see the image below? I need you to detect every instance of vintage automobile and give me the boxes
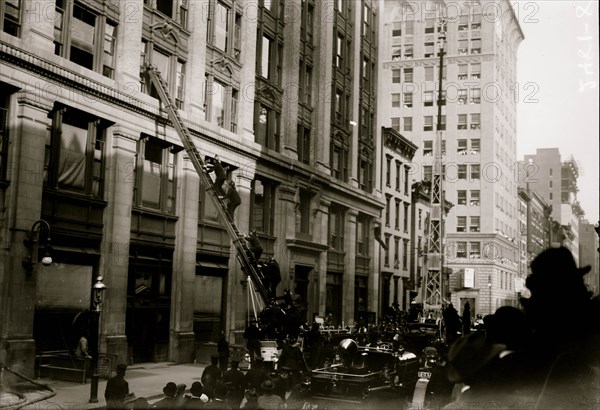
[306,338,420,403]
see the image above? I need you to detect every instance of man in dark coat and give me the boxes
[104,363,129,410]
[443,303,461,345]
[202,354,222,397]
[245,230,263,262]
[222,359,245,409]
[217,331,230,372]
[244,356,269,393]
[278,339,308,388]
[224,181,241,218]
[243,320,262,364]
[204,155,228,195]
[153,382,178,409]
[462,301,472,335]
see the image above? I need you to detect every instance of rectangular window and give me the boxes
[458,15,468,31]
[404,45,413,59]
[424,165,432,181]
[404,166,409,195]
[384,236,390,266]
[392,46,402,60]
[457,190,467,205]
[394,200,400,230]
[404,68,413,82]
[438,115,446,131]
[423,140,433,156]
[458,114,467,129]
[424,91,434,107]
[457,216,467,232]
[46,105,107,198]
[471,39,481,54]
[297,124,311,164]
[458,164,467,180]
[418,210,422,230]
[425,66,434,81]
[471,88,481,104]
[457,241,467,258]
[175,60,185,109]
[458,40,468,55]
[470,216,480,232]
[394,238,400,267]
[157,0,174,17]
[396,161,401,191]
[458,64,468,80]
[209,79,226,127]
[403,117,412,132]
[385,156,391,187]
[470,242,481,258]
[425,18,434,33]
[331,144,348,182]
[470,113,481,129]
[214,2,229,52]
[391,93,401,108]
[471,164,480,179]
[391,117,400,132]
[54,2,117,78]
[405,20,414,35]
[392,22,401,36]
[356,215,369,256]
[424,116,433,131]
[403,240,408,269]
[403,93,413,108]
[471,63,481,79]
[457,139,468,154]
[458,89,467,104]
[252,178,276,235]
[0,86,13,183]
[261,35,272,78]
[392,69,401,83]
[2,0,21,36]
[424,42,434,58]
[385,196,390,226]
[336,33,344,67]
[297,189,312,235]
[403,203,409,233]
[135,135,178,213]
[255,103,280,151]
[470,139,480,154]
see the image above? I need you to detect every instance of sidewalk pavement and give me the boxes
[16,362,207,410]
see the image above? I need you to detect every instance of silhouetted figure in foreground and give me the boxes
[461,302,471,335]
[105,364,129,410]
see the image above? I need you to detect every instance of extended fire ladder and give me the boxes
[422,19,447,312]
[145,65,270,310]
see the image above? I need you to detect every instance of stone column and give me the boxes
[225,172,253,345]
[343,210,358,326]
[369,220,380,317]
[99,126,138,364]
[21,0,55,54]
[186,0,209,122]
[315,199,331,317]
[114,0,143,90]
[314,0,333,174]
[278,183,298,289]
[0,92,51,376]
[238,0,258,143]
[169,155,200,363]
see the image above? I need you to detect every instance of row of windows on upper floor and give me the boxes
[391,64,481,84]
[391,114,481,133]
[391,88,481,107]
[391,37,481,60]
[390,14,482,37]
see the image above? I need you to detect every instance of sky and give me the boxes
[515,1,599,222]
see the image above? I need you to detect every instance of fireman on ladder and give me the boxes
[222,180,241,218]
[203,155,228,195]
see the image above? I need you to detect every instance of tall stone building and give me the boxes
[579,220,600,296]
[0,0,384,375]
[378,0,523,315]
[522,148,585,262]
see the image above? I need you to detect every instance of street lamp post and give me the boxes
[89,276,107,403]
[437,19,447,307]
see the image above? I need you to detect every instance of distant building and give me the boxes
[521,149,584,263]
[579,221,600,296]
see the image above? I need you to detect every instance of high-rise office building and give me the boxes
[379,0,523,315]
[0,0,385,374]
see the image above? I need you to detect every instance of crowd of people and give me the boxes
[104,247,599,409]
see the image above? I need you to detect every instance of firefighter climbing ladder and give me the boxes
[145,64,270,309]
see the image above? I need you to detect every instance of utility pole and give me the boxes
[423,17,447,312]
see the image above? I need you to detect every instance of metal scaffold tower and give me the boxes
[423,18,447,311]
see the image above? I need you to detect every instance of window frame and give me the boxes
[1,0,22,36]
[251,177,277,235]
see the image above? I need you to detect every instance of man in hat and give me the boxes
[223,180,241,218]
[243,320,262,365]
[222,359,245,409]
[217,331,230,372]
[202,354,222,397]
[257,379,284,410]
[104,363,129,410]
[153,382,178,409]
[203,155,228,195]
[183,381,207,409]
[516,247,600,408]
[203,383,232,410]
[245,356,269,393]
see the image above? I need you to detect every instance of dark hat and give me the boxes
[163,382,177,397]
[526,247,591,298]
[483,306,528,345]
[116,363,127,372]
[261,379,275,391]
[447,332,506,383]
[190,381,203,397]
